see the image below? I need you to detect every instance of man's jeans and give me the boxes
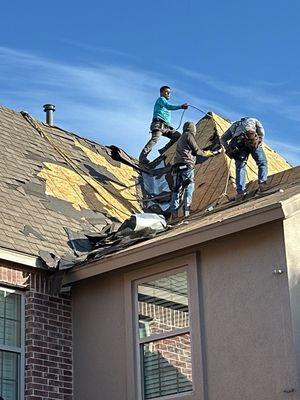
[171,167,195,216]
[235,145,268,193]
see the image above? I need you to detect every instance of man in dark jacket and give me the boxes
[170,121,215,218]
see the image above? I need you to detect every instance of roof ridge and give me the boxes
[0,103,107,150]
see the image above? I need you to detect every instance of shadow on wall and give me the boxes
[289,276,300,382]
[142,348,193,399]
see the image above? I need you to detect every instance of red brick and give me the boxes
[24,270,73,399]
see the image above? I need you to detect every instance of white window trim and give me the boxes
[0,287,25,400]
[124,253,205,400]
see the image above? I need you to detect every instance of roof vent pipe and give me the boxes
[43,104,55,126]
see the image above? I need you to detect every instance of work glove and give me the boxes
[181,103,189,109]
[212,148,223,155]
[203,150,214,158]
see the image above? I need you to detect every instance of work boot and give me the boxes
[258,181,268,192]
[235,191,246,201]
[167,212,178,223]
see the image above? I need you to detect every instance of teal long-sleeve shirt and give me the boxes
[153,96,182,125]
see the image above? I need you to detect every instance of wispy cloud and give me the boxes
[0,46,163,156]
[173,66,300,165]
[279,105,300,122]
[175,66,300,119]
[175,66,285,107]
[60,39,131,58]
[0,46,299,165]
[0,46,242,158]
[176,90,241,122]
[254,80,288,87]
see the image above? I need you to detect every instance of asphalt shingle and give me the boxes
[0,105,297,265]
[0,105,141,258]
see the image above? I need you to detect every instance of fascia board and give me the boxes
[63,201,285,285]
[0,247,42,268]
[281,193,300,219]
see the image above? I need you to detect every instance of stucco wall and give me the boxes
[199,220,298,400]
[284,212,300,385]
[72,220,299,400]
[72,270,127,400]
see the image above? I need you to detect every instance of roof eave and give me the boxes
[0,247,43,269]
[63,200,287,285]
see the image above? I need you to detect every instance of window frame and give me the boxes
[0,287,25,400]
[124,253,204,400]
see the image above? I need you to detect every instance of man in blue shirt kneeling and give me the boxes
[139,86,188,164]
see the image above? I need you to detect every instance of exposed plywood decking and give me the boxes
[64,184,300,285]
[0,104,296,261]
[163,112,292,212]
[0,105,141,257]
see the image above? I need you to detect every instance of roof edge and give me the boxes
[281,192,300,219]
[0,247,42,268]
[63,200,285,285]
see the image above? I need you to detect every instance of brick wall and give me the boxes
[25,271,73,400]
[151,333,192,382]
[139,300,192,382]
[139,301,189,334]
[0,263,73,400]
[0,264,29,286]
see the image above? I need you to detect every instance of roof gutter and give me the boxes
[63,200,286,285]
[0,247,43,268]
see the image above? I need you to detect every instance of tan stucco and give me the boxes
[73,270,127,400]
[72,220,299,400]
[199,221,298,399]
[284,211,300,385]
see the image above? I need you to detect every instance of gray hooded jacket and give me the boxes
[174,121,206,167]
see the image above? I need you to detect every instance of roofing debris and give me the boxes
[39,213,167,270]
[0,105,298,273]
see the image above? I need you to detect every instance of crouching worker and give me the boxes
[170,121,216,219]
[220,117,268,199]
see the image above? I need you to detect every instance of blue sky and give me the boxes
[1,0,300,164]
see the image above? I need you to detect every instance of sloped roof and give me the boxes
[0,104,297,267]
[0,105,141,258]
[162,112,292,211]
[64,180,300,284]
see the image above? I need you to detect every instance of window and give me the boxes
[0,289,24,400]
[138,271,192,399]
[125,255,203,400]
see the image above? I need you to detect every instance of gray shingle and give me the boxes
[0,105,141,259]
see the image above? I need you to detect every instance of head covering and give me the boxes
[183,121,196,136]
[240,117,255,132]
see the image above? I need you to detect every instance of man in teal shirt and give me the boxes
[139,86,188,164]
